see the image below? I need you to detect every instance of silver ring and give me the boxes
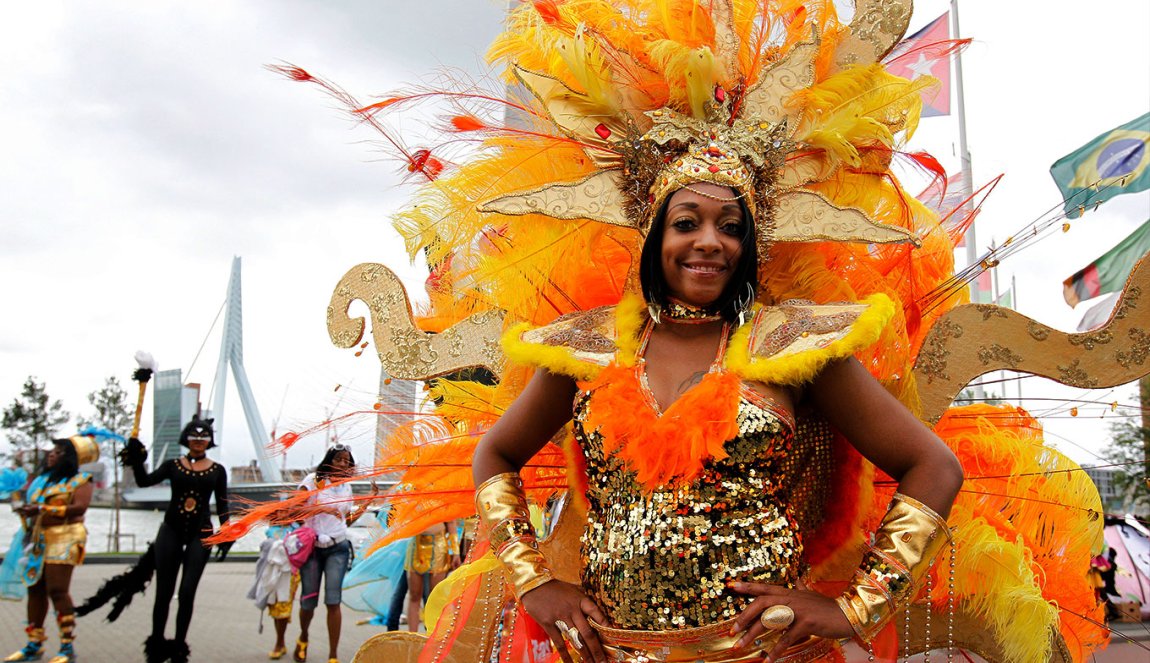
[759,604,795,630]
[568,625,584,649]
[554,619,584,650]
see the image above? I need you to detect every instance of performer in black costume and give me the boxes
[77,416,231,663]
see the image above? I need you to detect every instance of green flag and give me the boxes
[1063,219,1150,306]
[1050,112,1150,218]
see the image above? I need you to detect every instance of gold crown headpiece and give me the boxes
[636,107,790,241]
[68,435,100,466]
[478,0,923,252]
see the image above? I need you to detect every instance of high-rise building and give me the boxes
[1083,465,1121,512]
[152,369,201,467]
[375,370,418,473]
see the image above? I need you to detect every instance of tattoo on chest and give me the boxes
[677,371,708,394]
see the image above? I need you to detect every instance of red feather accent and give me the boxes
[272,431,300,453]
[449,115,487,132]
[532,0,564,25]
[903,151,947,184]
[270,65,313,82]
[408,149,444,180]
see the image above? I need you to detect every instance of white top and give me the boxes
[300,473,353,546]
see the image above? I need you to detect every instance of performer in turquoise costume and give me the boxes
[4,435,98,663]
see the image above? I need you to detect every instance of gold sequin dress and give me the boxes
[576,377,804,631]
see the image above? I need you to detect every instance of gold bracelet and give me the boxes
[836,493,950,641]
[474,472,554,599]
[42,504,68,518]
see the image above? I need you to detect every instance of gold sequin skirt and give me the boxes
[404,533,452,574]
[588,618,834,663]
[42,523,87,566]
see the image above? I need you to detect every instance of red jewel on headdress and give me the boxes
[714,86,726,102]
[708,164,720,173]
[594,123,611,139]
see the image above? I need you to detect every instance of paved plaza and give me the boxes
[2,562,1147,662]
[0,562,383,662]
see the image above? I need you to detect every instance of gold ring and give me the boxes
[759,604,795,630]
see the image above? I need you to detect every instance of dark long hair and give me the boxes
[42,438,80,483]
[315,445,356,482]
[638,195,758,323]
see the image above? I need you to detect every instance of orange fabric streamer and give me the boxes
[583,363,740,491]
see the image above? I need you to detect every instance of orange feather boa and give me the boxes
[583,363,741,491]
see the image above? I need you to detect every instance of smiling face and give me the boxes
[659,183,747,308]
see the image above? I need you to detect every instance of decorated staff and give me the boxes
[129,351,156,439]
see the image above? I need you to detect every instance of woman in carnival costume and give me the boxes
[5,435,98,663]
[77,416,231,663]
[404,520,462,633]
[235,0,1125,660]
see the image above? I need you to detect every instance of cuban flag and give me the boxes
[884,13,953,117]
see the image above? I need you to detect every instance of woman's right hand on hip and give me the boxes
[520,580,609,663]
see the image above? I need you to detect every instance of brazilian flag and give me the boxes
[1050,112,1150,218]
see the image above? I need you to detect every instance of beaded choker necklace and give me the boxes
[658,298,723,324]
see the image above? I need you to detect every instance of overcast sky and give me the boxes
[1,1,1147,474]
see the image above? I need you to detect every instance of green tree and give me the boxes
[78,375,133,439]
[954,388,1004,406]
[1101,419,1150,518]
[1,376,71,471]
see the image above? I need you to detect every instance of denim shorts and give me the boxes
[299,539,351,610]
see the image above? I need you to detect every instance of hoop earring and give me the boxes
[734,282,755,327]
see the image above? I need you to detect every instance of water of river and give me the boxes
[0,507,272,555]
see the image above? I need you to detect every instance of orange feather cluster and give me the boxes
[583,363,740,491]
[929,404,1108,659]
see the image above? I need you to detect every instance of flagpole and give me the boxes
[1013,274,1023,405]
[952,0,976,278]
[951,0,983,400]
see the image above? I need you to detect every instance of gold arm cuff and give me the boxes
[42,504,67,518]
[837,492,950,642]
[474,472,554,600]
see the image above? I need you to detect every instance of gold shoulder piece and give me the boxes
[502,305,619,381]
[327,263,506,379]
[915,254,1150,424]
[727,294,894,385]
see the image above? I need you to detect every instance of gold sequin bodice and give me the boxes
[574,387,805,630]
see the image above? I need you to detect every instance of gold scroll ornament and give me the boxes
[914,253,1150,424]
[327,263,505,379]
